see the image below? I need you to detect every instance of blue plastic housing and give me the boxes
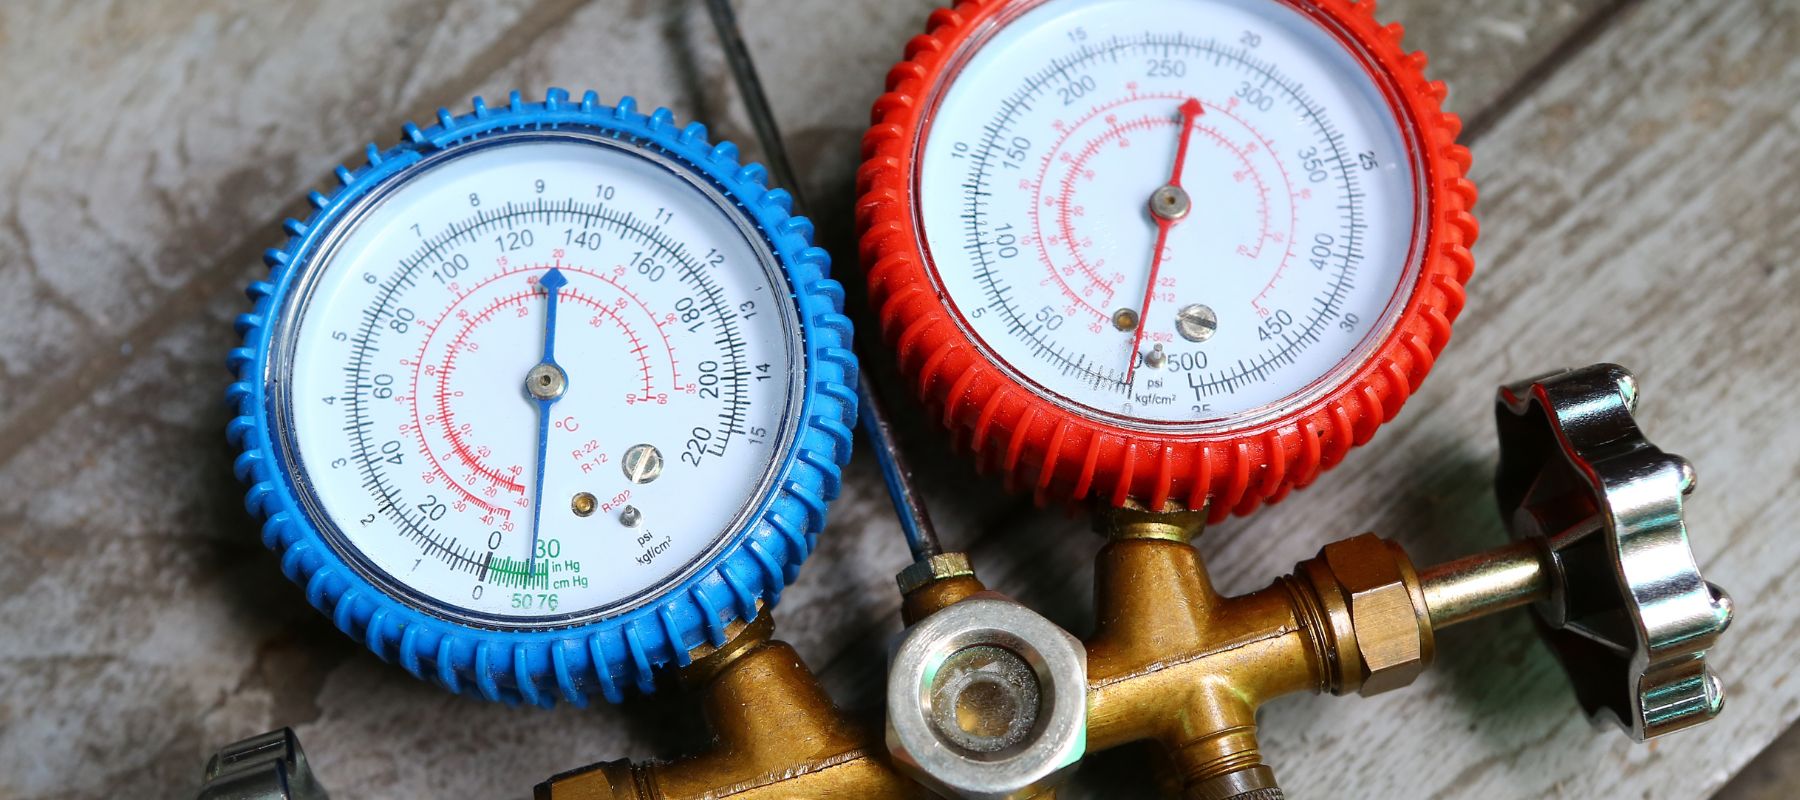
[225,88,857,706]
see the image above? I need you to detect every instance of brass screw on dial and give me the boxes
[571,492,597,517]
[1112,308,1140,332]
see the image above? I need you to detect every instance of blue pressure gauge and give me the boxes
[226,89,856,706]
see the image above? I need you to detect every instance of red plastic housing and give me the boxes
[855,0,1477,521]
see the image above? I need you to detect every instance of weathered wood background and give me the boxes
[0,1,1795,798]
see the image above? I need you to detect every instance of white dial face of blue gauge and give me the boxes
[273,134,802,626]
[916,0,1422,429]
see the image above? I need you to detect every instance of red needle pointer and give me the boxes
[1125,97,1203,386]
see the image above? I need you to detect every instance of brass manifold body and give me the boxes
[540,510,1560,799]
[539,365,1731,799]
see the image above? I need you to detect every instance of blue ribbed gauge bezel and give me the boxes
[225,88,856,706]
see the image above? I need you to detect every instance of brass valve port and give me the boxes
[536,613,924,800]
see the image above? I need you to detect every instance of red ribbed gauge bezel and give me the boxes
[855,0,1477,521]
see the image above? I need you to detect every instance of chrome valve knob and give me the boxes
[1493,363,1732,740]
[196,728,330,800]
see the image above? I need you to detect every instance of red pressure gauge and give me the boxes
[856,0,1476,519]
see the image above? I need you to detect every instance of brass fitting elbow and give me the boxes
[536,614,923,800]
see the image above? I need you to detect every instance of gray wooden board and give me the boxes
[0,1,1793,798]
[0,0,752,794]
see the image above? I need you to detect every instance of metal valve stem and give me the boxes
[1418,539,1550,629]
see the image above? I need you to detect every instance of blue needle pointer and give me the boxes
[524,267,569,577]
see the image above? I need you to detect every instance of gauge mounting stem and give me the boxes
[705,0,945,560]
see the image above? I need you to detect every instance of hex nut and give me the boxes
[1318,534,1432,696]
[886,597,1088,800]
[897,552,976,594]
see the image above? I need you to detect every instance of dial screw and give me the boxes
[1144,344,1167,370]
[1112,308,1140,332]
[571,492,597,517]
[1149,183,1191,222]
[619,505,642,528]
[1176,304,1217,343]
[622,444,664,484]
[526,363,567,400]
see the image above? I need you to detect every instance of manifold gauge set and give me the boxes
[203,1,1733,798]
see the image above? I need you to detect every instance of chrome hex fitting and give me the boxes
[886,596,1088,800]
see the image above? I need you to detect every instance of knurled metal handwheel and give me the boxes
[1494,363,1731,740]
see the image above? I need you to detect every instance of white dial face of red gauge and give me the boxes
[916,0,1422,429]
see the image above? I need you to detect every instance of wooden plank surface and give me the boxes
[0,1,745,794]
[0,1,1794,798]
